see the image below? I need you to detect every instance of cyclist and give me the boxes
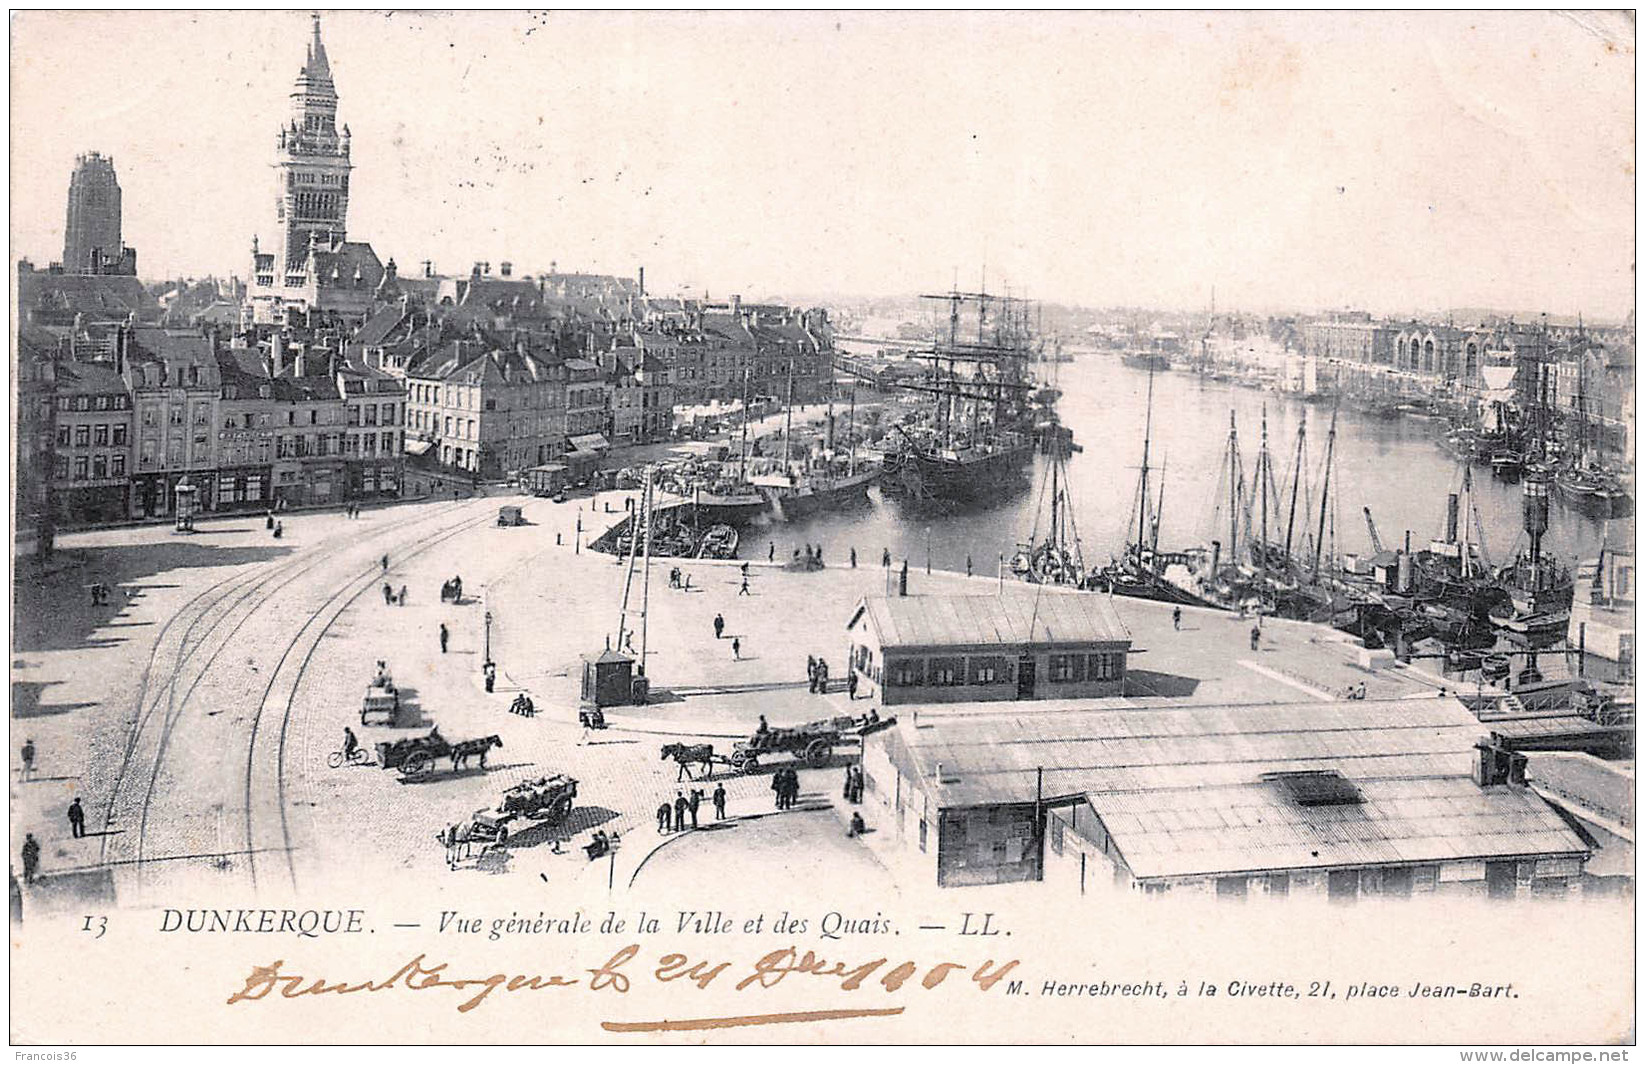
[342,726,360,764]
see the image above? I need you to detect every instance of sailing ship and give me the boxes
[1009,416,1086,586]
[880,287,1037,505]
[1554,341,1634,518]
[755,356,881,521]
[687,366,770,526]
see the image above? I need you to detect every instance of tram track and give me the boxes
[242,505,502,894]
[102,502,476,901]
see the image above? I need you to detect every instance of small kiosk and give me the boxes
[580,647,634,708]
[173,478,200,533]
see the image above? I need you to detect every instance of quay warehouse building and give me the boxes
[847,591,1603,900]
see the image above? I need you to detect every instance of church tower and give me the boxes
[271,14,352,276]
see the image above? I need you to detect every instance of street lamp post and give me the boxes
[925,527,932,575]
[483,610,493,669]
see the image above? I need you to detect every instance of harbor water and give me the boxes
[763,356,1615,576]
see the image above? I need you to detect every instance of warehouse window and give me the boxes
[967,655,1004,685]
[888,659,924,687]
[1048,654,1084,682]
[928,656,963,686]
[1088,652,1119,681]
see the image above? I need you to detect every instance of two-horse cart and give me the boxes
[660,713,897,779]
[376,728,503,780]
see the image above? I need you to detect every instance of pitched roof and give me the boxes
[880,697,1589,878]
[312,242,384,290]
[851,590,1130,648]
[55,358,128,395]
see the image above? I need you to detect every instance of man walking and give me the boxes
[847,670,859,700]
[19,739,35,782]
[739,575,750,596]
[383,582,394,605]
[688,789,701,829]
[1173,607,1182,631]
[381,554,389,573]
[807,655,818,693]
[768,542,775,562]
[712,783,727,820]
[439,623,450,654]
[20,834,39,886]
[771,772,784,810]
[966,554,973,578]
[674,791,689,833]
[1250,624,1261,652]
[882,547,891,568]
[731,637,741,660]
[399,584,408,607]
[67,798,85,839]
[713,613,725,640]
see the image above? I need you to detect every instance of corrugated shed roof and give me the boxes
[880,696,1589,876]
[1100,776,1585,879]
[855,591,1129,649]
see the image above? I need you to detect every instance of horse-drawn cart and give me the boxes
[660,713,896,778]
[376,728,503,780]
[443,774,580,863]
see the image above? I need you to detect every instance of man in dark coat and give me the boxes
[20,834,39,885]
[687,789,701,829]
[657,802,672,833]
[713,614,725,639]
[712,783,727,820]
[439,623,450,653]
[67,798,85,839]
[674,791,689,831]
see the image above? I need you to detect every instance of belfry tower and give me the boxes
[271,13,352,273]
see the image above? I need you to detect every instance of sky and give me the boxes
[9,10,1636,317]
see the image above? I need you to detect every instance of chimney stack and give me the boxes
[501,261,512,278]
[638,266,645,297]
[1472,735,1528,788]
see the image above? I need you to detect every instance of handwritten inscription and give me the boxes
[225,944,1021,1015]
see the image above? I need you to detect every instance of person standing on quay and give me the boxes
[731,637,741,660]
[20,834,40,886]
[768,542,775,563]
[688,789,702,829]
[713,783,727,820]
[1173,607,1182,631]
[67,798,85,839]
[674,791,689,832]
[439,623,450,654]
[848,670,859,700]
[657,801,672,834]
[850,547,857,568]
[19,739,35,782]
[713,613,725,640]
[399,585,408,607]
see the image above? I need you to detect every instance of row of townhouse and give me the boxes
[18,321,406,526]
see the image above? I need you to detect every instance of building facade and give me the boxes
[846,592,1131,706]
[51,357,131,524]
[124,327,221,518]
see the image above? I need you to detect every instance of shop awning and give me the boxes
[569,434,611,453]
[404,438,434,456]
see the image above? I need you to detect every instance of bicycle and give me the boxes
[327,745,373,769]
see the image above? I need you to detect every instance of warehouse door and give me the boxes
[1016,655,1036,699]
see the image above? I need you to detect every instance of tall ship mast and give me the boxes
[753,354,882,520]
[881,285,1038,505]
